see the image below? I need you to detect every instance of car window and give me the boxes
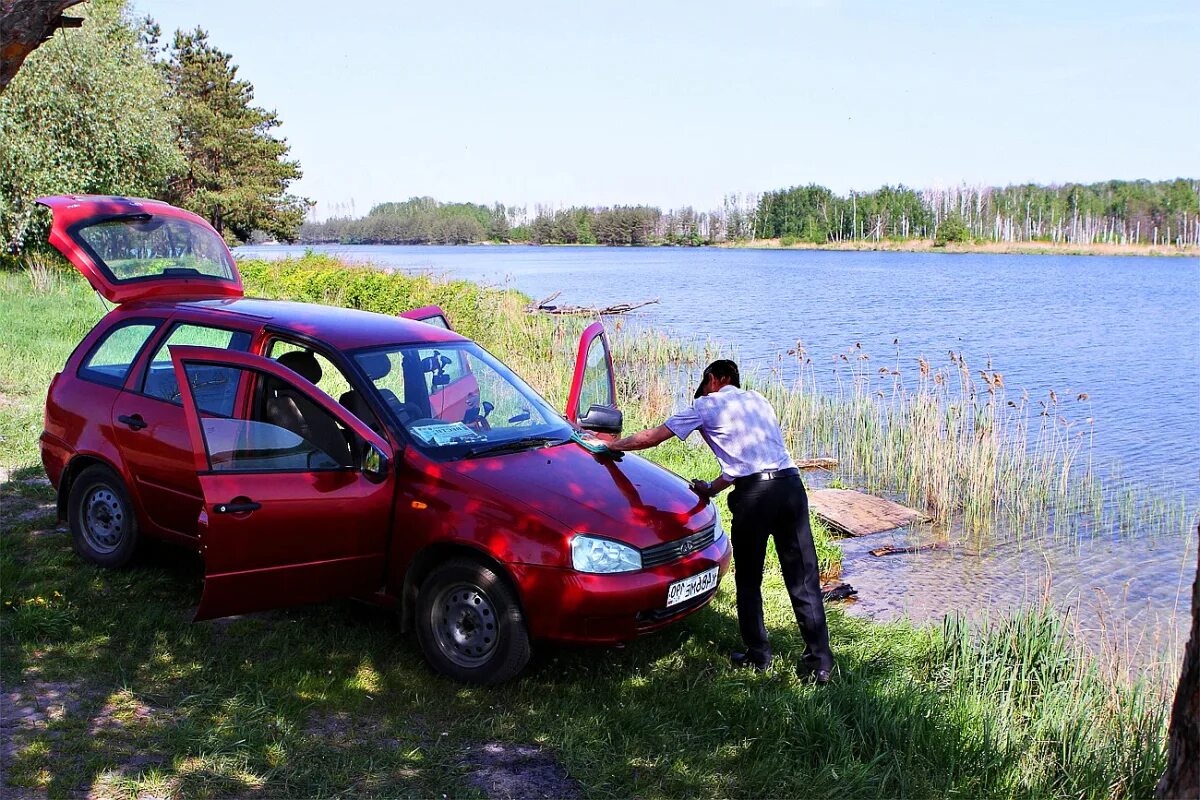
[183,362,356,472]
[143,323,252,415]
[75,215,236,283]
[576,336,614,412]
[354,342,571,456]
[266,340,353,401]
[79,321,160,388]
[414,346,467,393]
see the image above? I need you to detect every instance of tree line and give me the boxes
[756,179,1200,247]
[302,179,1199,248]
[0,0,308,254]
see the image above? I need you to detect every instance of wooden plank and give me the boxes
[809,489,929,537]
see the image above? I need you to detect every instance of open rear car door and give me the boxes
[170,345,394,621]
[36,195,243,304]
[565,321,622,436]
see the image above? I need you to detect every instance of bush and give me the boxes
[934,215,969,246]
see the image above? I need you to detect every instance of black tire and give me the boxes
[415,558,531,685]
[67,464,139,568]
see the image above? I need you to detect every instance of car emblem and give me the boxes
[678,540,694,555]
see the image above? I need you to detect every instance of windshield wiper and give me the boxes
[462,436,568,459]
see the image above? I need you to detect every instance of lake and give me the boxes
[237,243,1200,672]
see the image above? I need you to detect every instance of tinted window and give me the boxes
[79,322,159,387]
[143,323,252,415]
[75,216,236,283]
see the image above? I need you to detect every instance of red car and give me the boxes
[36,195,730,683]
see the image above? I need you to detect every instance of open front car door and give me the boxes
[36,195,243,304]
[169,345,394,621]
[565,321,622,436]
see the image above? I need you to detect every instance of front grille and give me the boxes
[640,525,716,568]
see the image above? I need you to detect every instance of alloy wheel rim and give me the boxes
[430,582,499,668]
[81,485,124,554]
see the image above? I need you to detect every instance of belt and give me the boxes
[733,467,800,488]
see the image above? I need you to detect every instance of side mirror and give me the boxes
[578,404,622,435]
[361,443,390,483]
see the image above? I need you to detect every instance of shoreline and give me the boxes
[281,238,1200,257]
[716,237,1200,257]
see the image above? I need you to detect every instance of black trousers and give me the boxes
[728,475,833,670]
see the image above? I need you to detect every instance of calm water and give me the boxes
[238,244,1200,670]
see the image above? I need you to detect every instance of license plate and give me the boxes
[666,567,719,608]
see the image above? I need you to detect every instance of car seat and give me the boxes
[340,351,420,427]
[269,351,351,465]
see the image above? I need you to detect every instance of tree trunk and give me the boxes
[1157,523,1200,799]
[0,0,86,92]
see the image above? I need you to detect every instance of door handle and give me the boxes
[117,414,147,431]
[214,501,262,514]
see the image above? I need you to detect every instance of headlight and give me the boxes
[571,535,641,573]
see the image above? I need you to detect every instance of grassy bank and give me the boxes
[0,256,1172,798]
[719,237,1200,257]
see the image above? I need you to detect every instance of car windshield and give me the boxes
[352,341,572,457]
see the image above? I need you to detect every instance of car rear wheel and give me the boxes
[416,558,530,685]
[68,464,139,568]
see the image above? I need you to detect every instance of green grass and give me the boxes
[0,256,1171,798]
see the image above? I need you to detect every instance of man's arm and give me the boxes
[608,424,674,452]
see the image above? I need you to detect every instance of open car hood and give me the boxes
[36,195,243,305]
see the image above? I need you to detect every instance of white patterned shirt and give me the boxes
[664,385,796,481]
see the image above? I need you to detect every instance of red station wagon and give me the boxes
[36,195,730,683]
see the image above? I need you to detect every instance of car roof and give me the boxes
[119,296,468,350]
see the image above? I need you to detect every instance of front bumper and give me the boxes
[510,533,732,644]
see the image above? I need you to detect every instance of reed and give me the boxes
[742,341,1196,547]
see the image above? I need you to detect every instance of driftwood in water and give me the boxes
[797,457,838,471]
[869,542,947,557]
[820,582,858,602]
[525,291,660,316]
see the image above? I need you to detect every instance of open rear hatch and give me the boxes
[36,195,243,304]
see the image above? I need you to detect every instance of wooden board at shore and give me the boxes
[808,489,929,537]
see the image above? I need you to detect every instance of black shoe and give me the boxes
[730,651,772,672]
[798,664,833,684]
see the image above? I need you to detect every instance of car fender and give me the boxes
[55,450,129,523]
[397,539,529,634]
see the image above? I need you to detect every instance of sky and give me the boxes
[134,0,1199,220]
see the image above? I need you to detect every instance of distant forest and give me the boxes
[297,179,1200,248]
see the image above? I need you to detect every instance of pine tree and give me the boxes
[162,28,309,243]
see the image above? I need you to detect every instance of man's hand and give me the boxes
[690,475,733,499]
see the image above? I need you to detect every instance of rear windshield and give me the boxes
[74,215,236,283]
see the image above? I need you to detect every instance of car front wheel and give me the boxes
[67,464,139,568]
[415,558,531,685]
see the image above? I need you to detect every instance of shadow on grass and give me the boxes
[0,468,1167,798]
